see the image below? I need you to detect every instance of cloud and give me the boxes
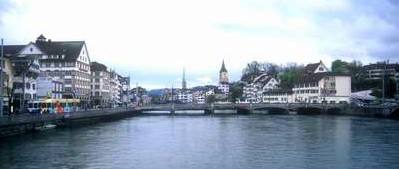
[0,0,13,25]
[0,0,397,89]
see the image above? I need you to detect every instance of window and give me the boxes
[26,83,30,89]
[95,85,100,89]
[319,67,324,71]
[30,48,33,52]
[95,78,100,83]
[32,84,36,90]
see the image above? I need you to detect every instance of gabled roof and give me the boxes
[219,60,228,73]
[2,45,25,57]
[302,62,321,74]
[90,61,107,71]
[35,40,85,61]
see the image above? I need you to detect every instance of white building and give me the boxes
[36,35,92,105]
[292,61,351,103]
[242,73,280,103]
[178,91,193,103]
[4,43,42,111]
[193,90,206,104]
[263,90,293,103]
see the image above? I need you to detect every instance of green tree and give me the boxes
[241,61,262,82]
[229,82,243,103]
[331,59,350,73]
[278,64,304,89]
[206,94,217,104]
[241,61,282,82]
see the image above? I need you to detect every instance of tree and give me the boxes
[229,82,243,103]
[241,61,262,82]
[331,59,350,73]
[278,64,304,89]
[241,61,282,82]
[206,94,217,104]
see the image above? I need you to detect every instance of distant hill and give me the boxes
[148,89,164,96]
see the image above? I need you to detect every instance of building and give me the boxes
[218,60,229,95]
[119,75,130,106]
[90,61,110,107]
[263,89,293,103]
[1,46,16,113]
[293,61,351,103]
[110,70,122,106]
[361,61,399,98]
[35,35,91,105]
[36,76,63,99]
[362,62,399,80]
[178,91,193,103]
[3,43,42,112]
[242,73,279,103]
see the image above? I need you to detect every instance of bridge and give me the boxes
[135,103,350,115]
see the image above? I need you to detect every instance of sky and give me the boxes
[1,0,398,89]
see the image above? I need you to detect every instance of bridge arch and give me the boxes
[390,108,399,119]
[296,107,323,115]
[253,107,289,114]
[325,107,342,115]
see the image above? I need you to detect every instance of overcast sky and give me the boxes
[1,0,398,89]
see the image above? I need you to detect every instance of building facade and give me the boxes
[35,35,91,105]
[91,62,110,107]
[36,76,63,99]
[293,61,351,103]
[4,43,42,112]
[110,70,122,106]
[242,73,280,103]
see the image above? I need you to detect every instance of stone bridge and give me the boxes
[136,103,350,115]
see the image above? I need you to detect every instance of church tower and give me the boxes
[219,60,229,84]
[182,68,187,90]
[218,60,230,95]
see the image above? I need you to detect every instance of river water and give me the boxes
[1,114,399,169]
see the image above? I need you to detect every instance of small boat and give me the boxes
[34,124,57,131]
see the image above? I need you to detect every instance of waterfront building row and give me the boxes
[1,35,131,114]
[240,61,352,104]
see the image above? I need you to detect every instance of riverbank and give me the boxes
[0,105,397,138]
[0,108,138,137]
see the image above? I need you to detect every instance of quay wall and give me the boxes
[0,108,137,138]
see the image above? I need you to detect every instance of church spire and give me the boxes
[220,60,227,73]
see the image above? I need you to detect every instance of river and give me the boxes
[1,113,399,169]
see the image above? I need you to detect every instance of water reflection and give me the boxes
[1,114,399,169]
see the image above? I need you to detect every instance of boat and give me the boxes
[34,124,57,131]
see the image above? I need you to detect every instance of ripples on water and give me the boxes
[1,114,399,169]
